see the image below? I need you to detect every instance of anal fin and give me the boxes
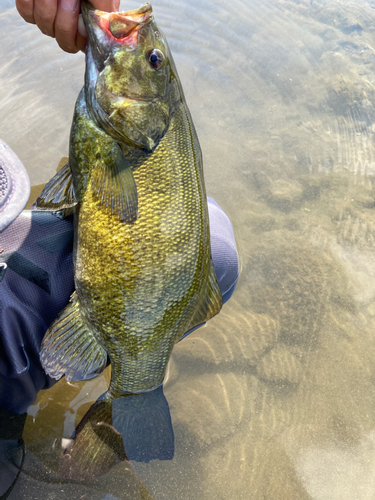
[40,292,107,382]
[183,261,223,336]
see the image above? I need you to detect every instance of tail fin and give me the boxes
[111,386,174,463]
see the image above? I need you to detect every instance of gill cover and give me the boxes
[82,1,174,152]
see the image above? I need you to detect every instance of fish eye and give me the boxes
[148,49,164,69]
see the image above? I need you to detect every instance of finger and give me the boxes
[76,30,86,53]
[54,0,80,53]
[91,0,120,12]
[34,0,58,37]
[16,0,35,24]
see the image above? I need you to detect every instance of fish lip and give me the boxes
[116,2,152,18]
[82,1,152,20]
[82,1,153,42]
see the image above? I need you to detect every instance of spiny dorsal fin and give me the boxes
[91,144,138,224]
[40,292,107,382]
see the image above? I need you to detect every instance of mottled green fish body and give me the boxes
[38,1,222,396]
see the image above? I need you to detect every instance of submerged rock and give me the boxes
[252,172,304,214]
[245,233,334,347]
[267,179,303,213]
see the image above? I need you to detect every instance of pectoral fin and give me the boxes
[36,161,77,215]
[40,292,107,382]
[91,143,138,224]
[69,89,138,223]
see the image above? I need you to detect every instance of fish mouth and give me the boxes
[82,1,156,106]
[82,1,153,45]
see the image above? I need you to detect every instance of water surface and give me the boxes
[2,0,375,498]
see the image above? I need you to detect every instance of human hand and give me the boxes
[15,0,120,54]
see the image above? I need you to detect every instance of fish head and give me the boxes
[82,1,179,151]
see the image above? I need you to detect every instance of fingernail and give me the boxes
[61,0,79,11]
[78,14,87,37]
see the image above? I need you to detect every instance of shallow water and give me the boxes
[2,0,375,498]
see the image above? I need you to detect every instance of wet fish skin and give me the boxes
[38,1,222,396]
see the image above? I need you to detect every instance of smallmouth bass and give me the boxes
[37,1,222,396]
